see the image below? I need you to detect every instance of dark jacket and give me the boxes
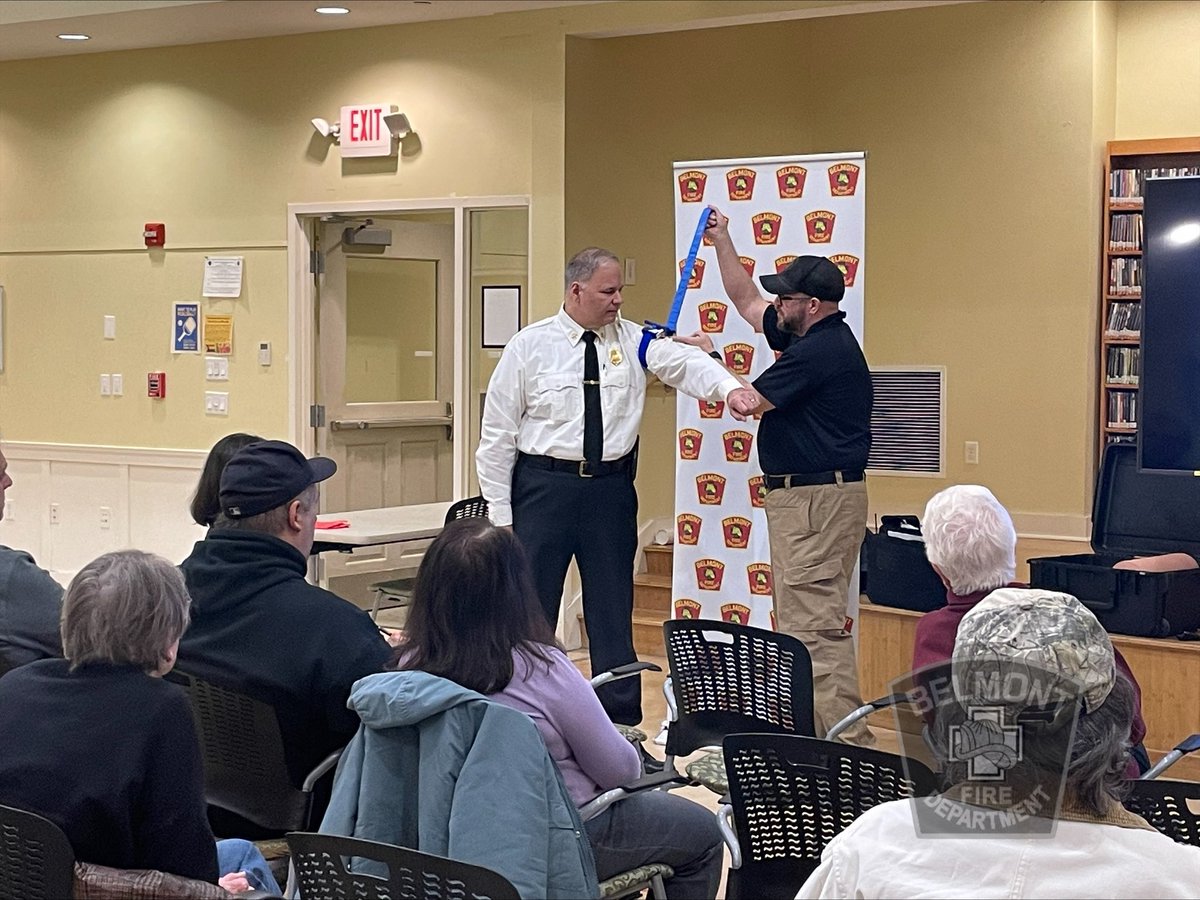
[0,659,217,882]
[913,584,1148,777]
[322,671,600,900]
[0,545,63,671]
[178,530,391,782]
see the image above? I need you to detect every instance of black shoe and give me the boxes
[638,745,665,774]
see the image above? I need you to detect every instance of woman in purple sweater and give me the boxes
[393,518,723,899]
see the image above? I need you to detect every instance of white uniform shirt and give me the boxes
[795,797,1200,899]
[477,307,742,526]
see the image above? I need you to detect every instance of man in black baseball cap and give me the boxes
[178,439,390,801]
[675,207,874,747]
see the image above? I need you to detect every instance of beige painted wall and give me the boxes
[1115,0,1200,138]
[567,0,1128,532]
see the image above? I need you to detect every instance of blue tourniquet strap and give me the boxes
[638,205,712,369]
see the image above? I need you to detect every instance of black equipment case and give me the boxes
[1028,443,1200,637]
[863,515,946,613]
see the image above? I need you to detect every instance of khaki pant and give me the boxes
[765,478,874,746]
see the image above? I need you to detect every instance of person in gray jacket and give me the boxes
[0,445,63,673]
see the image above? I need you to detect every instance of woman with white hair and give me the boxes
[0,550,278,893]
[911,484,1148,775]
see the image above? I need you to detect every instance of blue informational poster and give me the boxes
[174,302,199,353]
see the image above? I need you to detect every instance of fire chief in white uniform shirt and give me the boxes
[477,246,758,723]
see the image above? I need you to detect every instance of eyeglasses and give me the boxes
[775,293,815,305]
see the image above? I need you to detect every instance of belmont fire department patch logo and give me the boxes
[726,167,756,201]
[738,256,756,278]
[674,598,703,619]
[828,163,861,197]
[695,559,725,591]
[721,602,751,625]
[722,516,752,549]
[678,428,703,461]
[751,212,782,245]
[698,301,728,333]
[698,399,725,419]
[829,253,860,287]
[723,342,754,376]
[679,257,705,289]
[748,563,774,596]
[748,475,768,508]
[676,513,701,545]
[678,170,707,203]
[776,165,807,198]
[775,255,797,274]
[804,210,836,244]
[696,473,727,505]
[723,430,753,463]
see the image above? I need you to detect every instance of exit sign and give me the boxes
[340,104,391,158]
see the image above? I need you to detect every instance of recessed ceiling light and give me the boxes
[57,33,90,41]
[315,5,350,13]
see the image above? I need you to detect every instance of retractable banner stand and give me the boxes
[670,153,866,631]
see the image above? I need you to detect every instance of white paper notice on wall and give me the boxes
[202,256,244,298]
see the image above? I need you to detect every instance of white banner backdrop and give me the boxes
[670,153,866,631]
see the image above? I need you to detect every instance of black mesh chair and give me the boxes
[718,733,937,899]
[287,832,519,900]
[1125,778,1200,847]
[369,496,490,621]
[0,804,75,900]
[661,619,815,793]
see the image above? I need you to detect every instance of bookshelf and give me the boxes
[1099,138,1200,461]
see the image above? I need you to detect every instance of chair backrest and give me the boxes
[723,733,937,900]
[170,671,311,833]
[662,618,815,757]
[444,496,488,525]
[1125,778,1200,847]
[0,804,76,900]
[287,832,519,900]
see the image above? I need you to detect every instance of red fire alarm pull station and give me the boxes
[147,372,166,398]
[143,223,165,247]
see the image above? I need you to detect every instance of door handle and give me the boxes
[329,416,453,431]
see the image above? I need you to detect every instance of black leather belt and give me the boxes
[519,450,636,479]
[763,470,865,489]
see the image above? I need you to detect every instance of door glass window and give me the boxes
[345,256,438,403]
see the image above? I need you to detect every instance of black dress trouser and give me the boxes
[512,456,642,725]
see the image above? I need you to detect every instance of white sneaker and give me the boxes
[654,719,669,747]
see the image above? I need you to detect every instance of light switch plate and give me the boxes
[204,391,229,416]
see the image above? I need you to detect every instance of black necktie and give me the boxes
[582,331,603,466]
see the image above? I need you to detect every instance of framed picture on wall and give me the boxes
[482,285,521,348]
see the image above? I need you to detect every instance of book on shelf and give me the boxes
[1108,257,1142,296]
[1108,212,1143,251]
[1110,166,1200,201]
[1107,389,1138,428]
[1104,300,1142,337]
[1105,345,1140,385]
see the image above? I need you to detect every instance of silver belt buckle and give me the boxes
[579,460,593,478]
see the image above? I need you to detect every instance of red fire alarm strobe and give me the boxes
[147,372,166,398]
[143,223,165,247]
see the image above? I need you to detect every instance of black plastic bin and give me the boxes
[1028,444,1200,637]
[863,515,946,613]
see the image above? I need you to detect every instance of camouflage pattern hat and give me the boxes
[952,587,1115,713]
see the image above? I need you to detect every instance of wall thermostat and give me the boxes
[258,341,272,366]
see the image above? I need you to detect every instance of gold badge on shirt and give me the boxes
[609,347,623,366]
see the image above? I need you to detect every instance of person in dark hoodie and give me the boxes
[178,440,391,790]
[0,444,64,673]
[912,483,1149,776]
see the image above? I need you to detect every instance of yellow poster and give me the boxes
[203,314,233,355]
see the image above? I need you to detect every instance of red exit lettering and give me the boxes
[348,107,381,142]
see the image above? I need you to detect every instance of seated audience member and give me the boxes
[178,440,391,785]
[393,518,723,899]
[912,483,1148,775]
[0,443,64,672]
[798,588,1200,899]
[190,432,263,529]
[0,550,279,893]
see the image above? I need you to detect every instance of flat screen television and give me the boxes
[1139,176,1200,475]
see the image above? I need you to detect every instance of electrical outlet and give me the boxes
[111,374,123,396]
[965,441,980,465]
[49,503,60,525]
[100,374,111,396]
[99,506,111,529]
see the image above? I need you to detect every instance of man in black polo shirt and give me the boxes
[677,208,874,745]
